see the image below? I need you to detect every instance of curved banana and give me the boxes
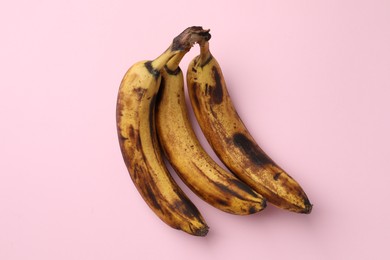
[156,51,266,215]
[186,41,312,214]
[116,27,211,236]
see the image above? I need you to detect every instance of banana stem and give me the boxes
[199,40,212,65]
[150,26,211,72]
[166,51,186,71]
[150,48,180,71]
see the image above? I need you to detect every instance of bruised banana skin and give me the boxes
[187,41,312,214]
[156,52,266,215]
[116,27,210,236]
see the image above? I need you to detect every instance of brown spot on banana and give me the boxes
[210,66,224,104]
[273,172,282,181]
[229,178,262,199]
[130,125,138,142]
[232,133,273,166]
[173,198,201,219]
[189,83,201,110]
[164,64,181,75]
[200,55,213,68]
[212,181,249,202]
[214,198,230,207]
[145,61,160,79]
[185,161,264,213]
[133,87,146,101]
[144,184,162,211]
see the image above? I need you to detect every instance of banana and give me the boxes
[187,40,312,214]
[116,27,211,236]
[156,51,267,215]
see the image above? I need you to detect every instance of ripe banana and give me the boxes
[155,51,267,215]
[187,40,312,214]
[116,27,211,236]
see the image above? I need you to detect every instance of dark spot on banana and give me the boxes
[128,125,136,140]
[133,87,146,101]
[174,199,198,218]
[200,55,213,68]
[144,61,160,79]
[232,133,272,166]
[164,65,181,75]
[210,66,223,104]
[213,181,247,201]
[135,135,142,151]
[273,172,282,181]
[205,83,210,96]
[144,184,161,211]
[131,164,144,181]
[190,83,201,110]
[230,179,260,198]
[191,67,197,73]
[214,198,230,206]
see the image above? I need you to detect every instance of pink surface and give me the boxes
[1,0,390,259]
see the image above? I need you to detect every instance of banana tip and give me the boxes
[303,200,313,214]
[262,198,268,209]
[195,226,209,237]
[305,203,313,214]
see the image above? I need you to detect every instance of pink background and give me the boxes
[1,0,390,259]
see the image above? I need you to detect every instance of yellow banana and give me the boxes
[116,27,211,236]
[156,51,267,215]
[187,40,312,214]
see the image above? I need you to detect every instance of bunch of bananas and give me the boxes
[116,26,312,237]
